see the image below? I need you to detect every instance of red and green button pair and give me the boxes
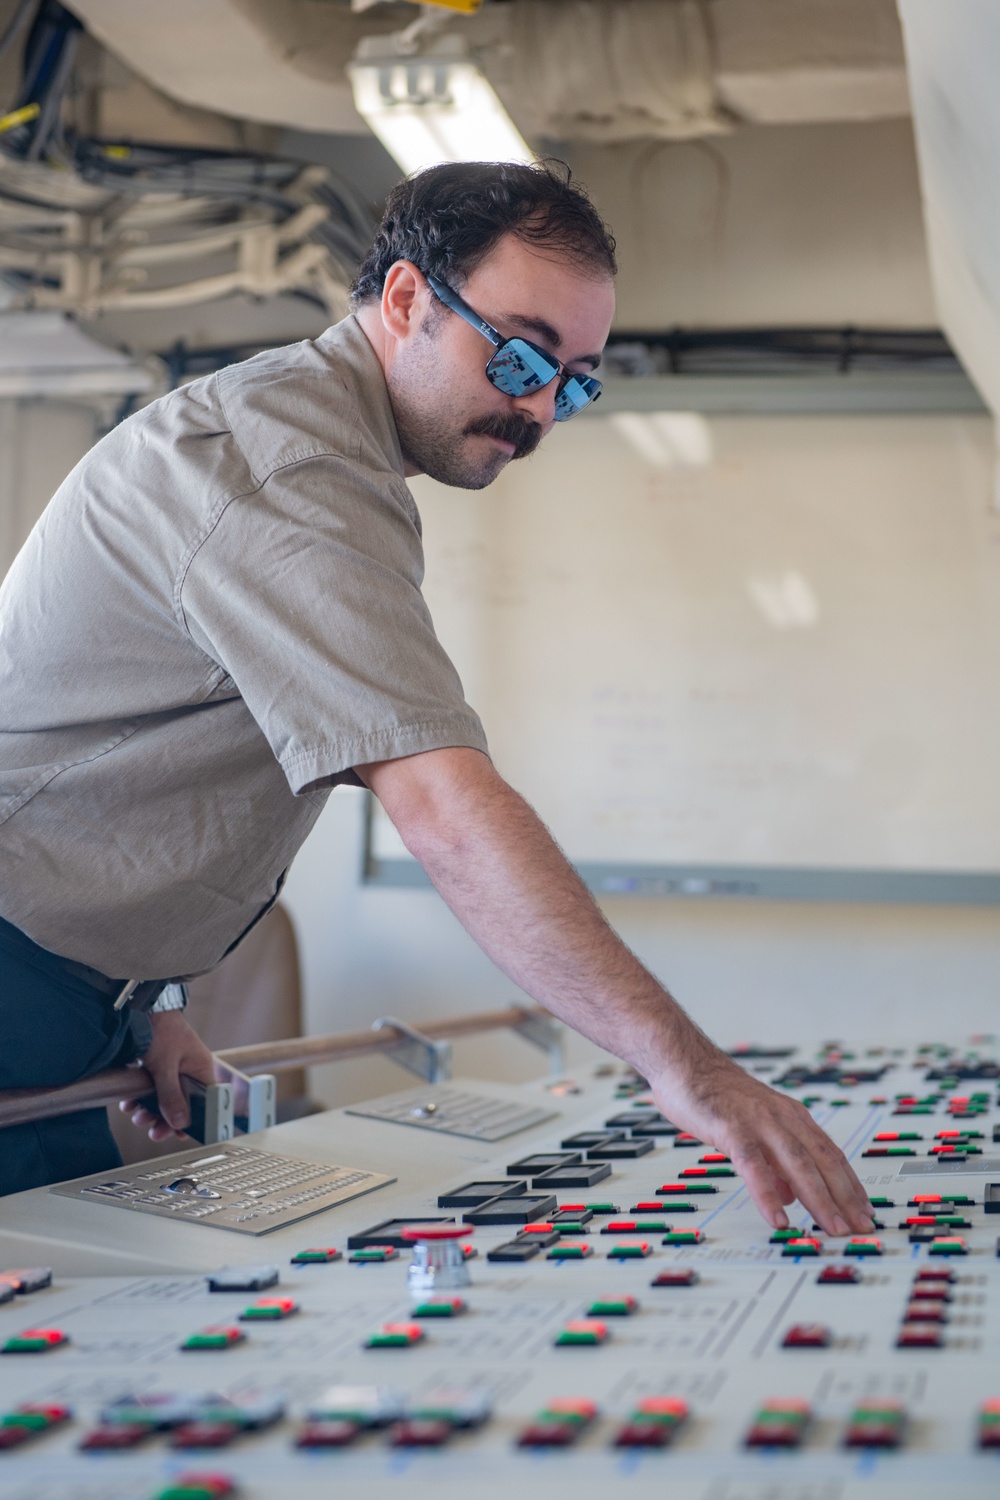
[1,1327,68,1355]
[614,1396,688,1448]
[150,1475,236,1500]
[518,1398,597,1446]
[0,1402,70,1448]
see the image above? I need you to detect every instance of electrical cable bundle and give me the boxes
[0,1,377,311]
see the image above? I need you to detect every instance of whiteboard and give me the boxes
[372,412,1000,886]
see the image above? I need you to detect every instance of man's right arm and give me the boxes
[358,745,874,1237]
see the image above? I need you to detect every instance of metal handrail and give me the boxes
[0,1005,559,1129]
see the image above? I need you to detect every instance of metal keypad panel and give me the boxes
[50,1146,394,1235]
[345,1086,556,1141]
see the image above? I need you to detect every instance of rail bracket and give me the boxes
[372,1017,453,1084]
[512,1009,565,1077]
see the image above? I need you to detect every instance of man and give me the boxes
[0,161,872,1236]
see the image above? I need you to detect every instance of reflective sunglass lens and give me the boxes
[554,375,602,421]
[486,339,560,396]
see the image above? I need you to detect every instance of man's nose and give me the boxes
[512,379,558,427]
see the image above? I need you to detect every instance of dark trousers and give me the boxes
[0,916,139,1195]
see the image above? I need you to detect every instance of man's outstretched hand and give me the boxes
[649,1050,874,1235]
[119,1011,218,1141]
[359,745,874,1239]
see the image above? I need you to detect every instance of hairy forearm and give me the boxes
[360,747,874,1236]
[362,749,716,1082]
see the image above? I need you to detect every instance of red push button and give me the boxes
[650,1268,699,1287]
[896,1323,943,1349]
[909,1278,951,1300]
[296,1420,362,1449]
[817,1265,860,1284]
[400,1223,473,1242]
[904,1300,947,1323]
[781,1323,831,1348]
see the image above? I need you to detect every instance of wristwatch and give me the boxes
[150,982,188,1012]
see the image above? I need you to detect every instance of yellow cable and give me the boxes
[402,0,483,12]
[0,101,40,135]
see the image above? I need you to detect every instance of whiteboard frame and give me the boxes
[360,797,1000,904]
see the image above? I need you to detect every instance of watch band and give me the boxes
[150,982,188,1013]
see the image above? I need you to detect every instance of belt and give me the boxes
[44,958,168,1014]
[0,916,170,1013]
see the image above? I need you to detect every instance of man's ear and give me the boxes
[381,260,429,343]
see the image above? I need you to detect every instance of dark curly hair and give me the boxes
[350,159,617,306]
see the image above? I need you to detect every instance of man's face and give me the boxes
[385,233,615,489]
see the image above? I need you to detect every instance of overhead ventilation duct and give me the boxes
[65,0,910,144]
[64,0,376,133]
[508,0,731,143]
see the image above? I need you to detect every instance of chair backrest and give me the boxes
[185,903,305,1102]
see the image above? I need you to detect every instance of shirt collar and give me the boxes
[317,314,405,479]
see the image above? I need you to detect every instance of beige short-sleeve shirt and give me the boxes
[0,316,488,979]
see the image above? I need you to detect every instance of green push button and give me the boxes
[411,1298,465,1318]
[181,1327,245,1351]
[538,1408,592,1427]
[588,1297,637,1316]
[239,1298,297,1321]
[555,1319,607,1346]
[1,1412,49,1431]
[155,1490,220,1500]
[852,1404,904,1424]
[365,1322,424,1348]
[1,1333,68,1355]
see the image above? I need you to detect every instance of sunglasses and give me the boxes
[426,274,602,421]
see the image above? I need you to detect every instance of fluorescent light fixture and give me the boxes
[349,46,534,175]
[610,411,713,469]
[746,570,820,629]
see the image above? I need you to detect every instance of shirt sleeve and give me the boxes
[178,452,489,793]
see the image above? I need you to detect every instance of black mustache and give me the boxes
[466,413,543,461]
